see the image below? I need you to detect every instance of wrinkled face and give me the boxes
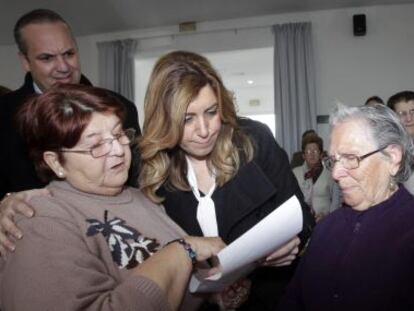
[180,84,222,161]
[329,120,397,211]
[59,113,131,196]
[303,142,321,168]
[394,100,414,138]
[19,22,81,92]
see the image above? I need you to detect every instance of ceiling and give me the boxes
[1,0,414,45]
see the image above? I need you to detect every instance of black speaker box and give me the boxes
[353,14,366,36]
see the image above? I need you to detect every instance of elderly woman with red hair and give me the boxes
[0,84,246,311]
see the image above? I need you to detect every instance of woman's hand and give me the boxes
[211,278,251,310]
[136,236,226,310]
[185,237,251,309]
[0,188,49,255]
[184,236,226,262]
[261,236,300,267]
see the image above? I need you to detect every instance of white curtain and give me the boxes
[273,22,317,159]
[97,39,138,101]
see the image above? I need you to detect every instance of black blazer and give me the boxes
[160,118,314,310]
[161,118,313,243]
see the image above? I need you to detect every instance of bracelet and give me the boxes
[166,238,197,266]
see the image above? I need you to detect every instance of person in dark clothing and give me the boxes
[279,104,414,310]
[138,50,314,310]
[0,9,140,199]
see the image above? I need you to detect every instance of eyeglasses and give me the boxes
[323,146,387,171]
[397,109,414,119]
[60,128,136,158]
[304,149,320,155]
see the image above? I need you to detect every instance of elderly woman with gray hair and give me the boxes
[278,104,414,310]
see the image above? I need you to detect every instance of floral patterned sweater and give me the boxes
[0,181,201,311]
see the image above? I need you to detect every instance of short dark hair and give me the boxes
[387,91,414,111]
[302,129,316,139]
[14,9,70,55]
[302,133,323,153]
[364,96,384,106]
[17,84,126,182]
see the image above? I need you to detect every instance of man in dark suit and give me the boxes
[0,9,140,198]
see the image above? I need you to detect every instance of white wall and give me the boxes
[313,5,414,113]
[0,44,23,90]
[1,3,413,134]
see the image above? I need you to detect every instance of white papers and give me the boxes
[189,195,303,293]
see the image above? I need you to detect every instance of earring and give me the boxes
[58,171,64,177]
[389,179,397,191]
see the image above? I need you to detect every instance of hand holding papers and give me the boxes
[189,195,303,293]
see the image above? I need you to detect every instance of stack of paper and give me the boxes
[189,195,303,293]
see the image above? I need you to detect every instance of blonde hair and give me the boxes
[139,51,254,203]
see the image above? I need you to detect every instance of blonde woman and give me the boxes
[138,51,314,310]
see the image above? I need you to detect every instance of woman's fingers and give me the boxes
[216,278,251,309]
[185,236,226,262]
[0,188,49,253]
[0,197,29,240]
[262,237,301,267]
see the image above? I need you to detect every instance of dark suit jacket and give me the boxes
[0,73,140,198]
[160,118,314,310]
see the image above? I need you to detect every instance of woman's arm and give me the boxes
[134,236,225,310]
[0,209,225,311]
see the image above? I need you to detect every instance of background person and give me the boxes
[278,104,414,310]
[292,133,341,222]
[290,129,317,168]
[138,50,314,310]
[0,8,140,199]
[387,90,414,194]
[387,90,414,139]
[364,95,384,106]
[0,84,246,311]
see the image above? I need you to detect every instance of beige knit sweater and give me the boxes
[0,181,202,311]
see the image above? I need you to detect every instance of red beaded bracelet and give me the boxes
[167,238,197,266]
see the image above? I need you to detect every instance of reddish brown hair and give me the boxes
[17,84,126,182]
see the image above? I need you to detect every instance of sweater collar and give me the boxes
[47,180,133,205]
[343,185,409,218]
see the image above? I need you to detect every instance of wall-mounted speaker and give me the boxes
[353,14,366,36]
